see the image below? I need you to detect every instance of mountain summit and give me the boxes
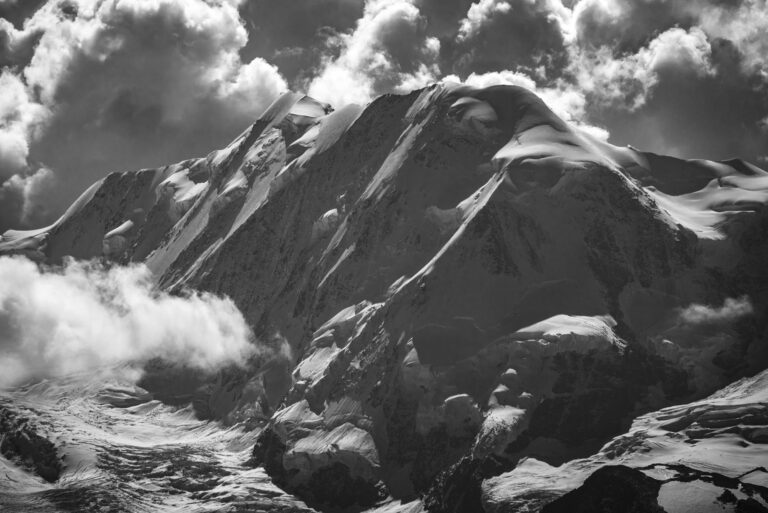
[2,84,768,512]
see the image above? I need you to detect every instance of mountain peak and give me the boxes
[2,84,768,511]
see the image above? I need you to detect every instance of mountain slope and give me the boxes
[2,83,768,512]
[483,368,768,513]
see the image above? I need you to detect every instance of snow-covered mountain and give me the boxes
[2,83,768,512]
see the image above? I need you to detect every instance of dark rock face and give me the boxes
[252,427,386,511]
[422,347,689,513]
[651,465,768,513]
[251,426,288,485]
[522,349,689,449]
[293,462,386,511]
[481,369,768,513]
[541,465,665,513]
[4,83,768,511]
[423,456,484,513]
[537,464,768,513]
[0,404,62,482]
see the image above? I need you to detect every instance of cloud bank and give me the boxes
[0,256,257,388]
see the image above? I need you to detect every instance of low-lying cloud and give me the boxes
[0,256,257,388]
[678,296,754,326]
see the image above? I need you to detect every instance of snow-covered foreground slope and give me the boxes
[483,368,768,512]
[0,368,315,512]
[2,83,768,512]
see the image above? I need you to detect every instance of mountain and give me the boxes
[2,83,768,512]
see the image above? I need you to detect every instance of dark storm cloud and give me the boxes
[450,0,571,79]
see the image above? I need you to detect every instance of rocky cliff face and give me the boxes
[3,83,768,512]
[483,368,768,513]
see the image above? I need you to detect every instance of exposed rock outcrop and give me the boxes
[0,403,62,483]
[482,369,768,512]
[4,83,768,511]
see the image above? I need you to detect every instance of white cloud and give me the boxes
[447,69,536,90]
[19,0,285,118]
[646,26,712,74]
[458,0,513,39]
[0,70,47,177]
[0,256,257,388]
[459,0,571,41]
[697,0,768,76]
[572,27,713,110]
[678,296,754,325]
[308,0,440,107]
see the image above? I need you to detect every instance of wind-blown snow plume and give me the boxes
[0,256,257,387]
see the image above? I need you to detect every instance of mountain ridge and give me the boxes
[2,83,768,512]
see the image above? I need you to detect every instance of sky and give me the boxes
[0,0,767,231]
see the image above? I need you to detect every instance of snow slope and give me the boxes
[0,368,315,513]
[483,369,768,512]
[2,84,768,512]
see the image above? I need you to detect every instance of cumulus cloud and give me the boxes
[565,0,768,161]
[571,0,699,53]
[451,0,571,78]
[0,0,288,231]
[573,27,714,111]
[697,0,768,76]
[579,28,768,160]
[571,0,767,70]
[308,0,440,107]
[0,256,258,388]
[678,296,754,326]
[0,70,46,177]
